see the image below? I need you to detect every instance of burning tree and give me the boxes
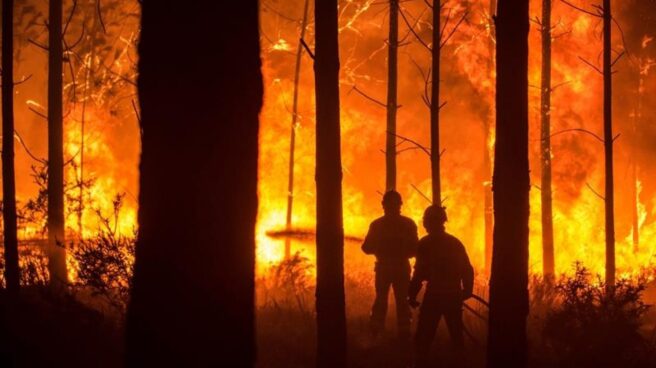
[2,0,20,293]
[486,0,530,366]
[125,1,261,365]
[313,0,347,366]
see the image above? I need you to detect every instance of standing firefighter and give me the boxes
[408,205,474,367]
[362,190,418,339]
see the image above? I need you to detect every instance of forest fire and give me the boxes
[258,0,656,278]
[1,0,656,367]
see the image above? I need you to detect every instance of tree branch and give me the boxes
[561,0,602,18]
[399,7,431,52]
[350,85,387,108]
[586,182,605,201]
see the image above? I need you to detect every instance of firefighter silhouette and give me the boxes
[408,205,474,367]
[362,190,418,339]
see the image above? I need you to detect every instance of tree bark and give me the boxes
[385,0,398,192]
[125,1,261,366]
[285,0,311,259]
[430,3,441,204]
[314,0,347,366]
[603,0,615,287]
[486,0,530,367]
[48,0,67,287]
[484,0,496,276]
[540,0,555,277]
[2,0,20,294]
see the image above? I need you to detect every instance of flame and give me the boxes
[257,0,656,279]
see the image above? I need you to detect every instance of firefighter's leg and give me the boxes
[444,299,466,367]
[414,300,441,368]
[370,269,391,335]
[391,267,411,340]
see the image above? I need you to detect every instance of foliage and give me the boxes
[259,252,314,313]
[542,263,655,367]
[72,194,136,313]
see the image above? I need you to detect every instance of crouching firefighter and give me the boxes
[362,190,418,340]
[408,205,474,367]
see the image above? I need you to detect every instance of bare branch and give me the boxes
[440,11,468,49]
[28,107,48,120]
[14,130,46,164]
[411,183,432,204]
[300,38,315,59]
[578,56,603,75]
[131,99,141,123]
[97,0,108,34]
[28,39,49,51]
[350,85,387,108]
[560,0,602,18]
[586,182,605,201]
[549,128,604,143]
[399,7,431,52]
[551,80,571,91]
[63,0,78,37]
[611,51,625,67]
[391,131,431,157]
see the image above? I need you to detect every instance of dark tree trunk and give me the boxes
[285,0,311,259]
[2,0,20,294]
[314,0,347,366]
[603,0,615,287]
[430,2,441,204]
[125,1,261,366]
[386,0,398,192]
[540,0,555,277]
[47,0,67,287]
[484,0,497,276]
[487,0,530,367]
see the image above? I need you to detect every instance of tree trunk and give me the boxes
[125,2,261,366]
[48,0,67,287]
[386,0,398,192]
[2,0,20,294]
[603,0,615,287]
[486,0,530,367]
[484,0,496,276]
[430,3,441,204]
[314,0,347,366]
[285,0,311,259]
[540,0,555,277]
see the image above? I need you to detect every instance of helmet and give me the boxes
[424,205,448,224]
[382,190,402,206]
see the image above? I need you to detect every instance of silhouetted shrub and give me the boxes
[543,264,655,367]
[259,252,314,312]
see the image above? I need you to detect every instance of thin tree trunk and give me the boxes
[430,3,441,204]
[631,67,642,252]
[285,0,311,259]
[603,0,615,287]
[125,1,261,365]
[484,0,496,276]
[385,0,398,192]
[487,0,530,367]
[48,0,68,287]
[2,0,20,294]
[314,0,347,366]
[78,1,99,240]
[540,0,555,277]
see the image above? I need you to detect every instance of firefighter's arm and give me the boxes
[408,242,428,304]
[460,244,475,299]
[361,222,378,255]
[406,221,419,259]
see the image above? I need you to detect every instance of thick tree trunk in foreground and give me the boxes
[484,0,497,276]
[430,2,441,204]
[540,0,555,277]
[47,0,68,287]
[603,0,615,287]
[125,2,261,366]
[487,1,530,367]
[285,0,311,259]
[314,0,347,367]
[386,0,398,192]
[2,0,20,294]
